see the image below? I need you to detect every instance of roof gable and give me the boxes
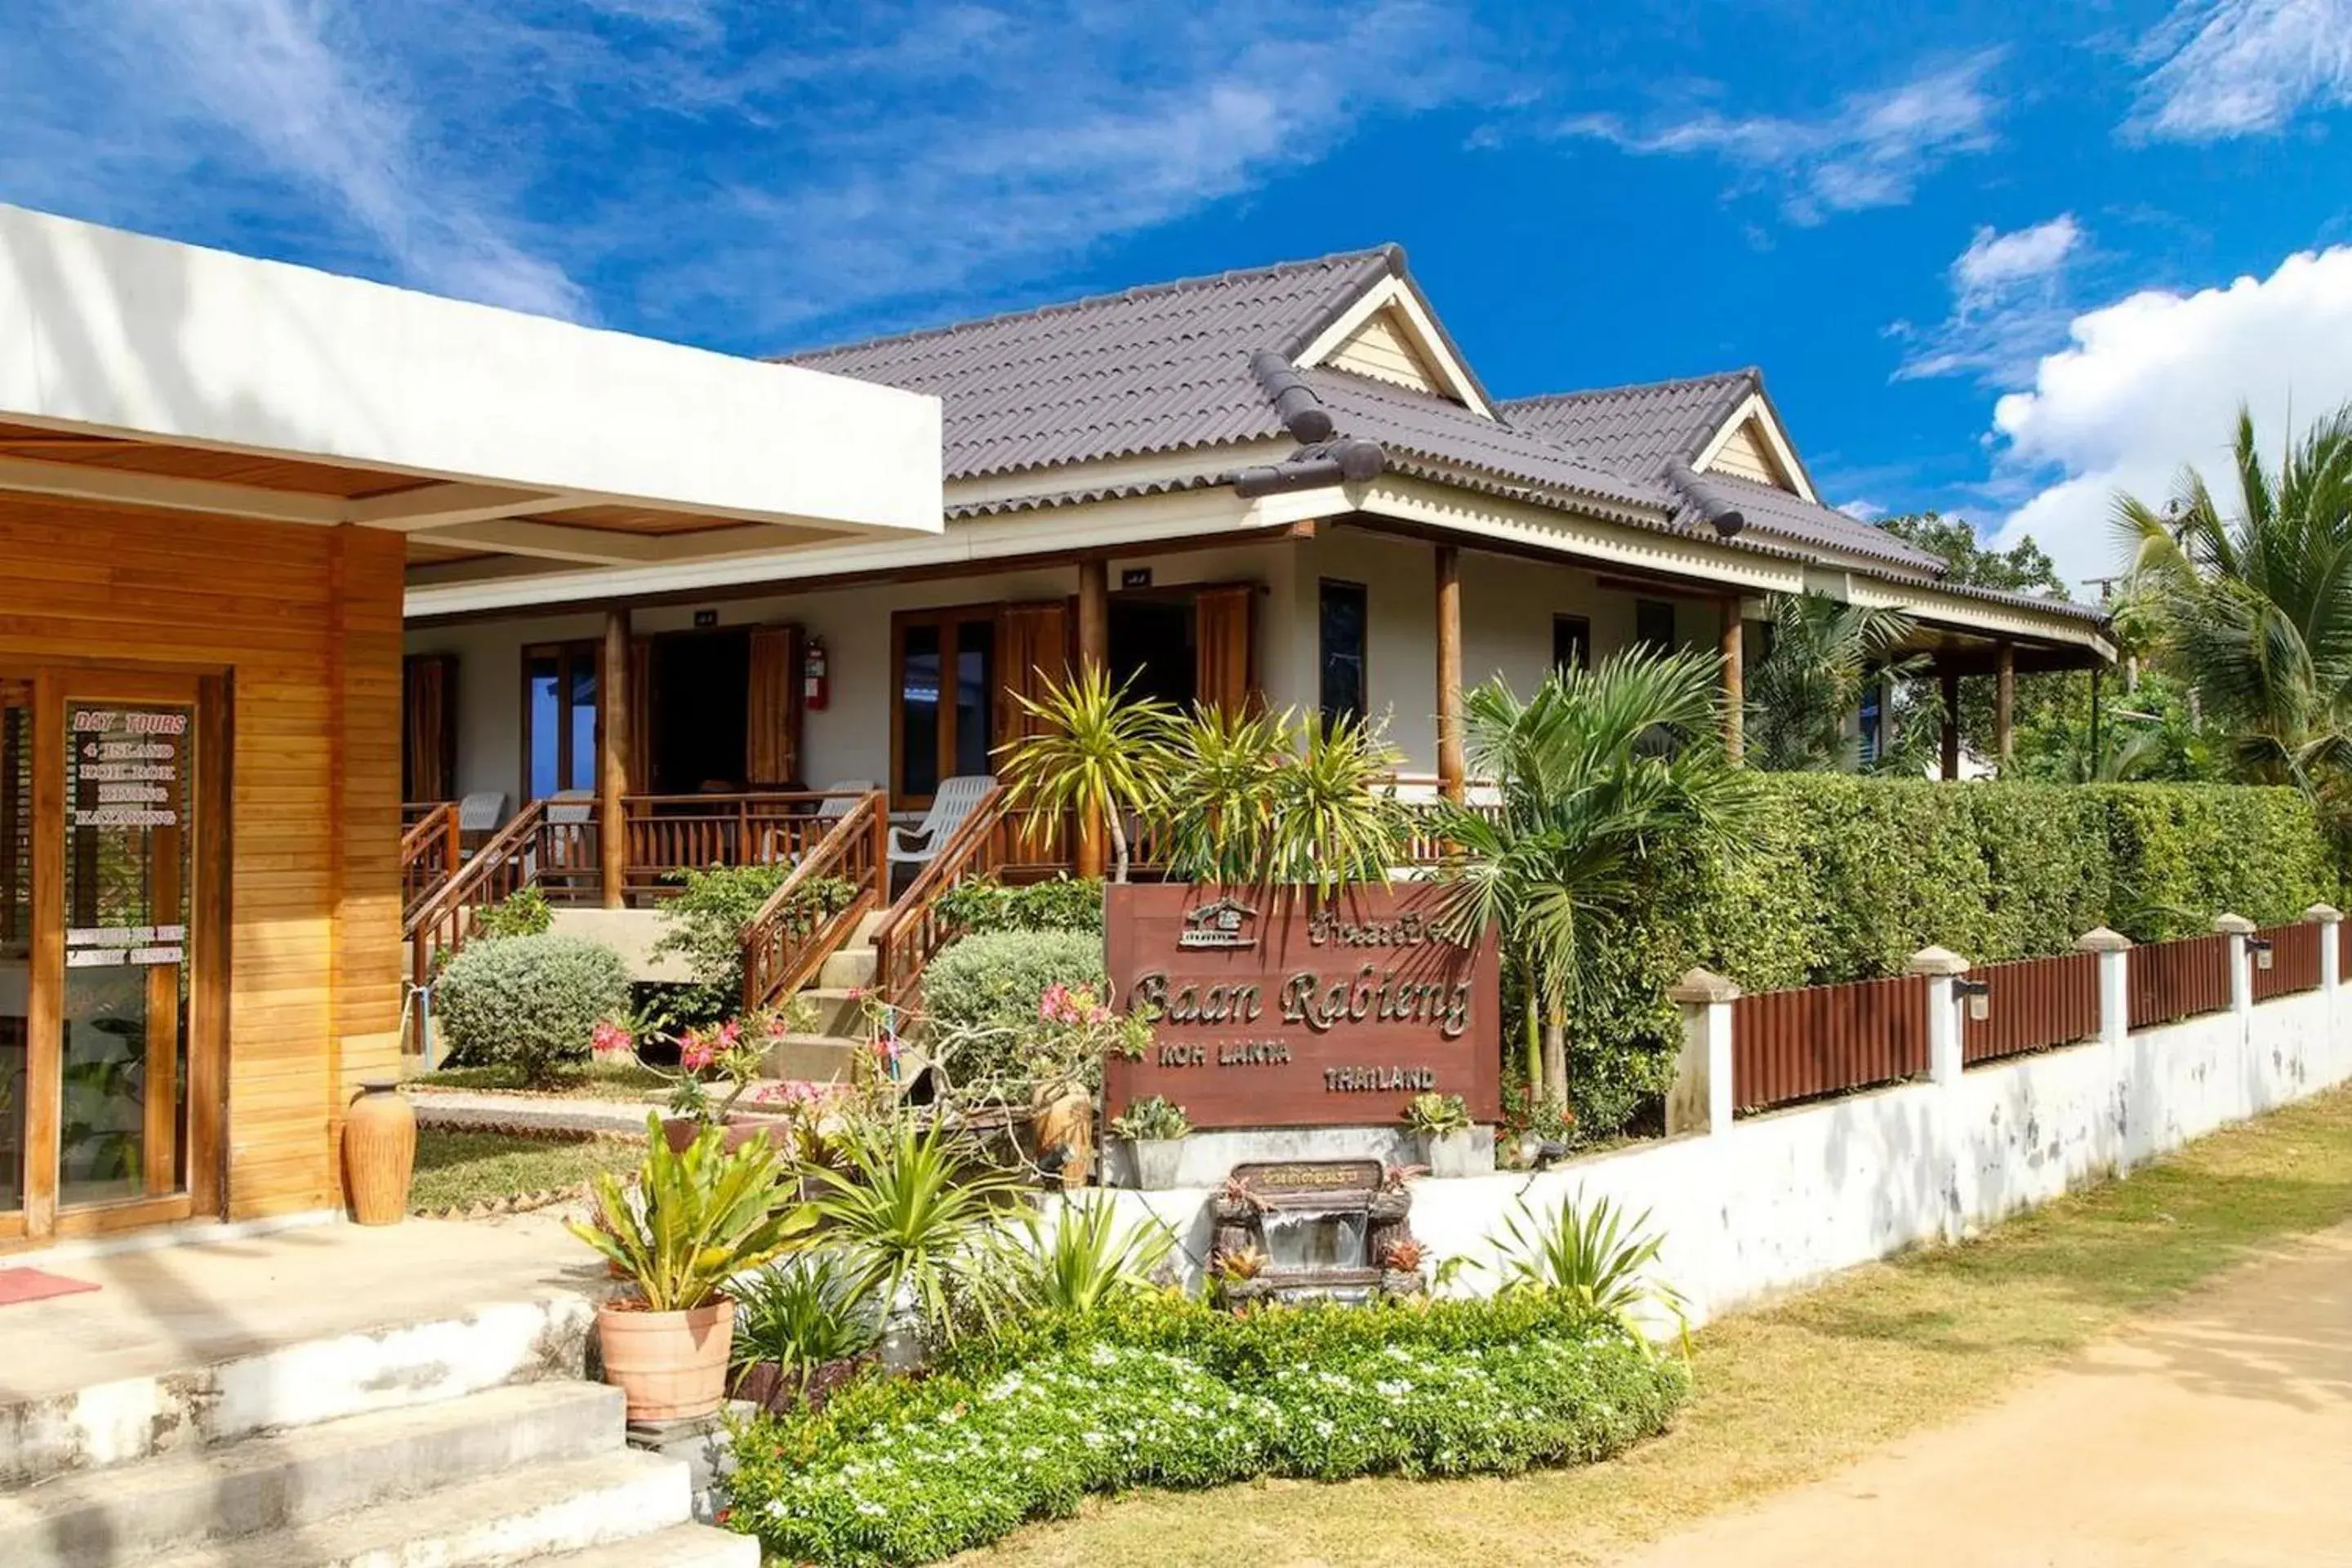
[1691,390,1815,501]
[1292,273,1493,416]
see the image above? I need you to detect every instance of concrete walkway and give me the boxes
[1622,1223,2352,1567]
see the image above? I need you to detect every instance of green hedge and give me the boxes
[727,1292,1688,1566]
[1561,777,2337,1134]
[931,875,1103,935]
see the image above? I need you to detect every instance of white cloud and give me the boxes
[1561,54,2001,225]
[1895,214,2084,384]
[1837,498,1888,522]
[1982,246,2352,590]
[2130,0,2352,140]
[2,0,589,320]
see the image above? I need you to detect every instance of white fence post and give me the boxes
[2215,911,2255,1023]
[1906,946,1968,1087]
[1666,968,1739,1137]
[2077,925,2132,1047]
[2306,905,2341,1062]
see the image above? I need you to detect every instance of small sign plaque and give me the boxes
[1120,567,1153,590]
[693,608,719,629]
[1105,883,1500,1129]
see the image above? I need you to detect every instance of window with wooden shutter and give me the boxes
[401,653,457,804]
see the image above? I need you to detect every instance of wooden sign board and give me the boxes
[1104,883,1500,1129]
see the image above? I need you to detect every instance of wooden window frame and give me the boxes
[519,639,601,804]
[889,604,1001,810]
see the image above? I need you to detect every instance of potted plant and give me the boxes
[728,1250,880,1415]
[1380,1236,1428,1298]
[1108,1094,1191,1190]
[568,1115,812,1421]
[1403,1091,1475,1178]
[1209,1244,1272,1308]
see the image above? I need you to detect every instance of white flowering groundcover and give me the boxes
[726,1301,1688,1566]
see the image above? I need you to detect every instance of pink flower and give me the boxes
[591,1020,634,1058]
[718,1020,742,1048]
[844,985,866,1002]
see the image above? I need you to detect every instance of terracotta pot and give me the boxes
[660,1114,785,1155]
[597,1298,735,1421]
[343,1081,416,1226]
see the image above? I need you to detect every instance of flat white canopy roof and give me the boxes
[0,202,940,573]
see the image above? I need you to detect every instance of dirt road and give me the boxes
[1619,1223,2352,1567]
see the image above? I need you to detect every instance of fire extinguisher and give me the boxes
[804,635,831,710]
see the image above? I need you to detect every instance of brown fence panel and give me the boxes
[1964,951,2101,1066]
[2251,921,2321,1002]
[2127,934,2233,1029]
[1732,973,1930,1114]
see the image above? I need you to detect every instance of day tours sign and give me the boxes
[1104,883,1500,1129]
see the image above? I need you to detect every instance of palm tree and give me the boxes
[1744,591,1921,772]
[995,666,1173,883]
[1428,647,1759,1106]
[2116,401,2352,787]
[1156,704,1410,889]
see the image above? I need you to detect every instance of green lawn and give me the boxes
[408,1128,642,1213]
[966,1085,2352,1567]
[408,1058,669,1102]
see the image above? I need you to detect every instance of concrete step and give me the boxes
[140,1447,688,1568]
[794,987,866,1037]
[534,1522,758,1567]
[760,1032,861,1083]
[0,1292,596,1488]
[817,942,876,990]
[849,908,889,946]
[0,1382,623,1568]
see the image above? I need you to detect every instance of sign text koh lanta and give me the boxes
[1104,883,1500,1129]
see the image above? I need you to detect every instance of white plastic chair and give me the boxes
[887,775,996,869]
[814,780,875,825]
[456,791,506,835]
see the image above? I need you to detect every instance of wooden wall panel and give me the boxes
[0,491,406,1223]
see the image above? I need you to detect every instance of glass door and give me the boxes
[2,666,218,1247]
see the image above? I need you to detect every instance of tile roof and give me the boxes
[1501,371,1758,482]
[1299,368,1661,513]
[1669,470,1947,573]
[783,247,1397,481]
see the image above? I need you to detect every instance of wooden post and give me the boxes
[1994,641,2016,766]
[1435,545,1465,803]
[599,606,630,909]
[1939,668,1961,781]
[1719,595,1744,762]
[1076,559,1109,878]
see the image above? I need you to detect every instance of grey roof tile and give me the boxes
[782,247,1396,481]
[1501,371,1757,481]
[1672,470,1946,572]
[1301,368,1663,512]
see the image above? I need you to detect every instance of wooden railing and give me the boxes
[742,792,889,1011]
[2128,933,2232,1030]
[1732,973,1930,1114]
[399,802,462,923]
[2252,920,2322,1002]
[402,799,452,829]
[1964,951,2100,1066]
[404,800,550,986]
[871,784,1009,1010]
[620,791,873,900]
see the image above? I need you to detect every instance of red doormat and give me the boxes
[0,1267,100,1307]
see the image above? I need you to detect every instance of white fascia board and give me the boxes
[403,484,1324,620]
[0,202,941,538]
[1848,577,2117,659]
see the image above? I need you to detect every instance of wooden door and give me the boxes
[2,666,225,1246]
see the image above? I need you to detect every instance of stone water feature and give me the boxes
[1209,1159,1425,1303]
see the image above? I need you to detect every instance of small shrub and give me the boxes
[920,930,1107,1082]
[932,875,1104,934]
[648,866,855,1030]
[471,887,552,941]
[434,933,630,1084]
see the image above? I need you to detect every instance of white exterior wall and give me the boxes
[1089,976,2352,1331]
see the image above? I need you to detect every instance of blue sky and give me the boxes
[4,1,2351,591]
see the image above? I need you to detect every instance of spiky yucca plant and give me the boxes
[996,665,1174,883]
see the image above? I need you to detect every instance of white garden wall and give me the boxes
[1091,969,2352,1330]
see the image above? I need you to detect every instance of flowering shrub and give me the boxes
[595,1006,810,1125]
[727,1292,1689,1566]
